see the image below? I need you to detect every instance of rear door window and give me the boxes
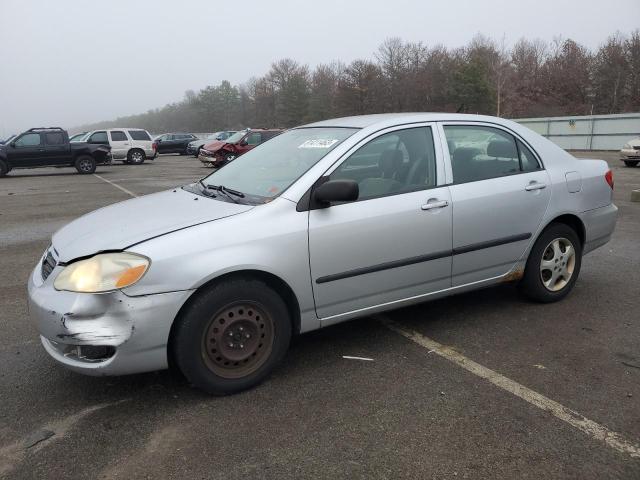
[128,130,151,141]
[518,140,541,172]
[444,125,521,184]
[44,132,65,145]
[110,131,128,141]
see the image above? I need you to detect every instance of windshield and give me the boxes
[224,131,246,144]
[202,127,357,200]
[70,132,89,142]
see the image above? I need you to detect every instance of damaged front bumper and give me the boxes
[27,262,193,376]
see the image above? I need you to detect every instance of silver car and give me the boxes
[28,113,618,394]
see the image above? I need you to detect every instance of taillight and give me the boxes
[605,170,614,189]
[152,142,157,150]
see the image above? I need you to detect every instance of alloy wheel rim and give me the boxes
[539,237,576,292]
[132,152,142,162]
[201,302,274,379]
[79,159,92,172]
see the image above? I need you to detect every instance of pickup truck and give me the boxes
[0,127,111,177]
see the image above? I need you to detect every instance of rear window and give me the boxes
[110,131,128,141]
[45,132,65,145]
[128,130,151,141]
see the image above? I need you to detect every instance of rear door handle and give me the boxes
[525,182,547,191]
[421,199,449,210]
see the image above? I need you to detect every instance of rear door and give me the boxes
[109,130,130,159]
[441,123,551,286]
[43,131,69,165]
[7,132,44,167]
[308,124,452,320]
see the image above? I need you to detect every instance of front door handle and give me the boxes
[525,182,547,191]
[421,199,449,211]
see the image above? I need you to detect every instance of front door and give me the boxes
[308,125,452,320]
[109,130,131,159]
[442,123,551,286]
[7,132,44,167]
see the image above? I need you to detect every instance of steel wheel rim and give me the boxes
[539,237,576,292]
[79,159,92,172]
[201,301,274,379]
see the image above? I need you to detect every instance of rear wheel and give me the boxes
[172,278,292,395]
[0,159,8,177]
[75,155,96,174]
[127,149,145,165]
[624,160,639,167]
[520,223,582,303]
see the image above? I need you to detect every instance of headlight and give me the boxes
[623,143,631,149]
[54,253,150,293]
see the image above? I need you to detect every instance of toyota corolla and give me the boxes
[28,113,617,395]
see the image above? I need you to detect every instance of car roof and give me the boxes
[299,113,520,129]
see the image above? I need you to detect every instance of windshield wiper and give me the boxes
[198,179,217,197]
[206,184,245,203]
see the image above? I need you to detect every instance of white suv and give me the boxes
[84,128,156,164]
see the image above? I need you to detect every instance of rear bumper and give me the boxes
[620,148,640,160]
[580,203,618,255]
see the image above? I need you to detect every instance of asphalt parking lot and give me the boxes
[0,152,638,479]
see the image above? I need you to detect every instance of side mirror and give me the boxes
[9,141,16,148]
[313,179,359,206]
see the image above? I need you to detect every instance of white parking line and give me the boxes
[93,174,138,198]
[380,317,640,459]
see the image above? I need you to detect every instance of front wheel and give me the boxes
[127,149,145,165]
[172,278,292,395]
[75,155,96,174]
[624,160,639,167]
[519,223,582,303]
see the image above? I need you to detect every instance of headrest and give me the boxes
[487,140,517,158]
[380,149,403,175]
[452,147,478,163]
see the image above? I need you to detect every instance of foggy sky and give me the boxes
[1,0,638,137]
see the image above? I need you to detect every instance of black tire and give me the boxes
[224,151,237,164]
[127,149,145,165]
[0,159,8,177]
[172,277,292,395]
[624,160,639,167]
[75,155,96,174]
[519,223,582,303]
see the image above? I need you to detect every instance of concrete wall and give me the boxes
[515,113,640,151]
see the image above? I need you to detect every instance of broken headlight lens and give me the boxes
[53,253,149,293]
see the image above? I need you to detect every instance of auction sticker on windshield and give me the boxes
[298,139,339,149]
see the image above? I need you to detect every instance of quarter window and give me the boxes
[518,140,541,172]
[129,130,152,141]
[444,125,523,183]
[330,127,437,201]
[14,133,42,147]
[110,131,128,141]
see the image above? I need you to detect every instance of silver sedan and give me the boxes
[28,113,618,394]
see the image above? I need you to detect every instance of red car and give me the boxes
[198,129,283,167]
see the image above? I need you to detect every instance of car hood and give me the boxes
[52,187,253,262]
[202,140,227,152]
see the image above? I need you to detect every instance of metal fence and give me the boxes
[515,113,640,151]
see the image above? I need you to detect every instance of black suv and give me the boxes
[0,127,111,177]
[154,133,197,155]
